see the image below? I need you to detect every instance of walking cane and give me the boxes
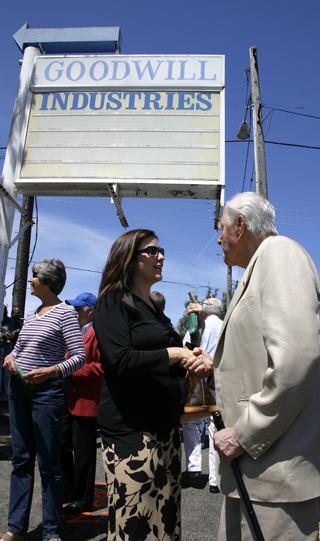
[213,411,265,541]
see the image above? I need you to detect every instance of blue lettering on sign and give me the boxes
[110,61,130,80]
[196,93,212,110]
[178,61,196,81]
[165,92,175,110]
[37,92,214,112]
[70,93,89,110]
[165,61,176,81]
[89,92,108,110]
[44,61,64,81]
[40,94,50,110]
[42,59,220,85]
[66,62,86,82]
[123,92,142,110]
[89,61,109,81]
[50,93,70,110]
[106,92,122,109]
[177,93,195,110]
[132,60,164,81]
[198,61,216,81]
[142,92,163,110]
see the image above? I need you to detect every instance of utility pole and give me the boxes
[226,46,268,310]
[249,46,268,198]
[11,195,34,317]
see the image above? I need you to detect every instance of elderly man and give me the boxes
[61,292,104,515]
[205,192,320,540]
[182,297,223,494]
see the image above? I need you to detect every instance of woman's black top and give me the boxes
[93,293,183,437]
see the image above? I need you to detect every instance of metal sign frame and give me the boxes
[13,54,225,226]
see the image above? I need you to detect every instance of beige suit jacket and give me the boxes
[212,235,320,502]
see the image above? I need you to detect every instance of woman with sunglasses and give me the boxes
[2,259,85,541]
[94,229,212,541]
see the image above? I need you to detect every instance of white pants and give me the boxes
[183,416,217,486]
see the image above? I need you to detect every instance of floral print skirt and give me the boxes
[101,428,181,541]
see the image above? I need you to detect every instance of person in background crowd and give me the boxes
[10,308,23,347]
[150,290,166,311]
[1,259,85,541]
[93,229,212,541]
[150,291,181,335]
[188,192,320,540]
[0,307,14,400]
[182,297,222,494]
[61,292,104,515]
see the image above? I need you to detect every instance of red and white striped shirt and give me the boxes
[12,303,86,377]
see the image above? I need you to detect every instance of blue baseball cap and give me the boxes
[65,292,97,308]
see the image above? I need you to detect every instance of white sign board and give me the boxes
[15,55,225,204]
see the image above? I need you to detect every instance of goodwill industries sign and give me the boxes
[15,54,225,203]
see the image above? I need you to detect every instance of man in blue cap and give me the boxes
[61,292,104,514]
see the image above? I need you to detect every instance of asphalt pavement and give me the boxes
[0,401,222,540]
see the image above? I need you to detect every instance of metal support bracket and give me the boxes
[0,184,34,248]
[108,183,129,228]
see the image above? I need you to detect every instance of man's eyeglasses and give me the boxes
[32,272,38,278]
[136,246,165,257]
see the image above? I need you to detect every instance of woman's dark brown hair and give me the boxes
[97,229,158,313]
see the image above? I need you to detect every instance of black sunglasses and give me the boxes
[136,246,165,257]
[32,272,38,278]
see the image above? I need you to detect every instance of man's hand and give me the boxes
[181,347,213,378]
[213,427,245,466]
[187,291,205,320]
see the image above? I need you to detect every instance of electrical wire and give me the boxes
[263,106,320,121]
[7,258,227,292]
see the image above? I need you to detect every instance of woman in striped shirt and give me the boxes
[2,259,85,541]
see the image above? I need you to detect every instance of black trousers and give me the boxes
[60,411,97,505]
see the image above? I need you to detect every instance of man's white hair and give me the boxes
[81,305,92,312]
[224,192,278,237]
[203,298,222,317]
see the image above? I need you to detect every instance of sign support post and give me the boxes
[0,46,40,314]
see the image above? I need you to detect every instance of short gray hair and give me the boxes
[224,192,278,237]
[203,298,222,317]
[32,259,66,295]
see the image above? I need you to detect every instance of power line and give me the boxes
[226,140,320,150]
[263,105,320,121]
[7,258,227,291]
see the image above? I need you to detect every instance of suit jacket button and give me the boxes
[258,446,263,453]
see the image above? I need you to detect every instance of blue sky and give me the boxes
[1,0,319,325]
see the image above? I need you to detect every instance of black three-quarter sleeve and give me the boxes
[93,295,170,379]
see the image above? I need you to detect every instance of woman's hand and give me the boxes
[22,365,61,384]
[181,347,213,378]
[3,354,17,375]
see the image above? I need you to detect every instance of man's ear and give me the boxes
[88,306,94,321]
[237,215,246,239]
